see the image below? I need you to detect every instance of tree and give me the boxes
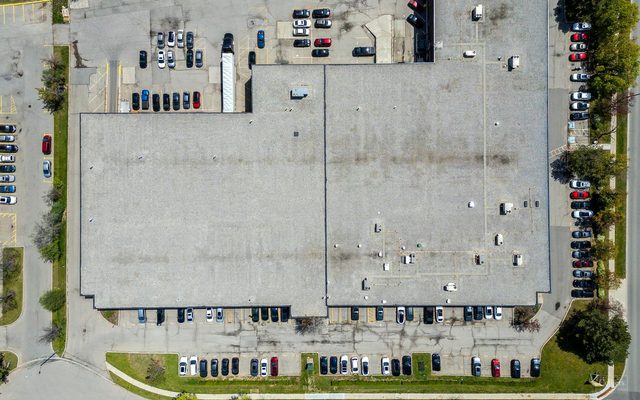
[37,55,67,113]
[592,208,623,233]
[595,269,622,290]
[145,358,165,384]
[39,323,62,343]
[39,288,65,312]
[590,187,625,212]
[0,290,17,312]
[511,306,541,332]
[0,352,11,383]
[174,394,197,400]
[567,147,626,189]
[1,249,20,280]
[590,239,616,261]
[295,317,324,335]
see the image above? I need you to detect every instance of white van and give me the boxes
[473,4,483,20]
[510,55,520,69]
[513,253,523,266]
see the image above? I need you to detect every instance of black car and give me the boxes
[293,9,310,18]
[315,19,332,28]
[251,307,259,322]
[0,145,18,153]
[572,230,592,238]
[571,240,591,249]
[320,356,328,375]
[570,112,589,121]
[177,308,185,323]
[186,31,194,50]
[474,306,484,320]
[281,306,290,322]
[351,306,359,321]
[231,357,239,375]
[571,289,595,298]
[352,47,376,57]
[391,359,401,376]
[406,13,424,27]
[571,201,590,209]
[423,306,434,324]
[530,358,541,377]
[250,358,259,376]
[222,33,234,53]
[261,307,269,321]
[186,49,194,68]
[172,92,180,111]
[0,125,16,133]
[156,309,165,325]
[312,49,330,57]
[0,165,15,173]
[271,307,279,322]
[183,91,190,109]
[376,306,384,321]
[248,51,256,69]
[162,94,170,111]
[199,359,208,377]
[402,356,412,375]
[211,358,218,377]
[432,353,441,372]
[464,306,473,321]
[573,279,596,289]
[152,94,160,112]
[139,50,147,68]
[406,306,414,321]
[312,8,330,18]
[221,358,229,376]
[132,93,140,111]
[293,39,311,47]
[511,359,521,378]
[329,356,338,374]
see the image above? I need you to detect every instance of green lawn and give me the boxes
[51,45,69,356]
[1,351,18,371]
[109,373,173,400]
[614,109,627,278]
[0,248,23,326]
[101,310,119,325]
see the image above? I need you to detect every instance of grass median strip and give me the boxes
[0,248,23,326]
[614,108,627,279]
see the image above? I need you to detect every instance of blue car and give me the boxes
[257,30,265,49]
[141,89,150,110]
[0,185,16,193]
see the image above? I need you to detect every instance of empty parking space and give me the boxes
[0,0,48,26]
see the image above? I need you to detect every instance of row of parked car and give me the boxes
[131,90,201,112]
[471,357,541,378]
[179,355,279,377]
[138,306,292,324]
[139,30,204,69]
[349,305,504,323]
[0,124,18,204]
[320,355,413,376]
[568,180,596,298]
[568,23,592,121]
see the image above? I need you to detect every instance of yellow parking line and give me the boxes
[0,0,48,7]
[367,307,375,323]
[12,5,15,23]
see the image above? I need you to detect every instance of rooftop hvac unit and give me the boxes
[362,278,371,290]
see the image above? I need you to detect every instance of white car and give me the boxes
[293,28,310,36]
[494,306,503,320]
[206,307,214,322]
[381,357,390,375]
[573,210,594,219]
[361,356,369,376]
[570,179,591,189]
[570,73,592,82]
[167,31,176,47]
[572,22,591,31]
[0,135,15,142]
[340,355,348,374]
[189,356,198,376]
[186,308,193,322]
[444,282,458,292]
[0,196,16,205]
[167,50,175,68]
[178,356,188,376]
[463,50,476,57]
[293,19,311,28]
[177,30,184,48]
[216,307,224,323]
[485,306,493,320]
[569,43,587,51]
[435,306,444,323]
[571,91,591,101]
[396,306,405,324]
[0,175,15,183]
[260,358,268,377]
[495,234,504,246]
[350,356,359,374]
[158,50,166,68]
[0,155,15,163]
[571,102,590,110]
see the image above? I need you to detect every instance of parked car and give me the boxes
[571,241,591,249]
[257,30,265,49]
[172,92,180,111]
[0,155,14,163]
[485,306,493,320]
[294,39,311,47]
[132,92,140,110]
[293,19,311,28]
[199,359,208,377]
[186,31,194,50]
[221,358,229,376]
[211,359,218,377]
[248,51,256,69]
[570,190,590,199]
[573,259,594,268]
[570,73,591,82]
[167,50,175,68]
[315,19,332,28]
[270,307,279,322]
[381,357,390,375]
[0,185,15,193]
[231,357,239,375]
[167,31,175,47]
[0,125,16,133]
[189,356,198,376]
[42,134,52,154]
[402,355,412,375]
[435,306,444,323]
[396,306,405,324]
[572,210,594,219]
[186,308,193,322]
[361,356,369,376]
[270,357,278,376]
[570,43,588,51]
[474,306,484,320]
[424,306,434,324]
[222,33,233,53]
[157,32,164,48]
[572,250,591,259]
[311,49,330,58]
[183,91,190,109]
[571,200,590,209]
[391,358,401,376]
[572,289,594,298]
[495,306,503,320]
[573,279,596,289]
[406,306,414,321]
[491,359,501,378]
[195,50,203,68]
[432,353,441,372]
[376,306,384,321]
[157,50,165,68]
[330,356,338,374]
[0,145,17,153]
[572,230,592,238]
[351,306,359,321]
[177,30,184,48]
[259,358,268,376]
[340,355,348,374]
[406,13,423,27]
[530,358,541,377]
[163,94,170,111]
[281,306,290,322]
[293,9,311,18]
[156,309,165,325]
[141,89,149,110]
[320,356,328,375]
[312,8,331,18]
[572,22,591,31]
[464,306,473,321]
[152,94,160,112]
[511,359,521,378]
[569,53,588,61]
[571,92,592,101]
[179,356,187,376]
[472,357,481,376]
[43,160,51,178]
[0,196,16,205]
[573,270,594,278]
[193,91,201,109]
[570,112,589,121]
[571,102,590,110]
[352,46,376,57]
[205,307,214,322]
[571,33,589,41]
[0,165,15,173]
[408,0,423,11]
[216,307,223,323]
[186,49,194,68]
[177,308,185,323]
[139,50,147,68]
[251,307,259,322]
[293,28,310,36]
[352,356,360,374]
[570,179,591,189]
[314,38,332,47]
[250,358,259,376]
[261,307,268,320]
[0,175,15,183]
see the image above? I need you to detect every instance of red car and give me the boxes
[491,359,501,378]
[42,134,52,155]
[571,33,588,42]
[193,91,200,109]
[569,53,588,61]
[314,38,332,47]
[270,357,278,376]
[573,260,593,268]
[570,191,589,199]
[407,0,423,11]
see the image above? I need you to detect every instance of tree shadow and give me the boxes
[553,0,571,33]
[556,309,584,355]
[550,155,572,184]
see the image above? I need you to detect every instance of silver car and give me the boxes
[167,50,175,68]
[0,175,15,183]
[43,160,52,178]
[0,135,15,142]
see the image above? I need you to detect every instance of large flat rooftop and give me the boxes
[80,0,550,315]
